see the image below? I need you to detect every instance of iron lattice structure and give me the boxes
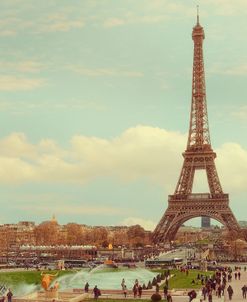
[153,14,241,244]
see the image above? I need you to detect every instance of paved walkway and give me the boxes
[195,270,247,302]
[224,270,247,302]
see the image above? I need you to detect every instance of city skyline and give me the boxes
[0,1,247,230]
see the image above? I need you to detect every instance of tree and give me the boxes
[110,230,128,246]
[34,221,59,245]
[91,227,108,246]
[66,223,83,245]
[81,228,93,245]
[127,225,146,247]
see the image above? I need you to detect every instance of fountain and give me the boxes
[56,266,157,290]
[11,266,157,301]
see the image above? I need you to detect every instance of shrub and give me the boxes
[152,277,157,286]
[147,281,153,289]
[151,293,162,301]
[156,274,161,283]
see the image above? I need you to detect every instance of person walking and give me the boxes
[6,289,12,302]
[121,278,125,290]
[123,285,127,298]
[202,286,207,300]
[132,284,138,298]
[208,290,212,302]
[84,282,89,293]
[242,285,247,299]
[217,285,222,298]
[167,293,173,302]
[138,285,142,298]
[163,285,168,299]
[93,286,101,300]
[227,285,233,300]
[188,290,197,302]
[228,274,232,282]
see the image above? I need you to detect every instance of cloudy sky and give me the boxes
[0,0,247,230]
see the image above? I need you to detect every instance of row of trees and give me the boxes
[34,221,151,247]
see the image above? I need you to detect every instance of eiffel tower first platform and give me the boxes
[153,12,242,244]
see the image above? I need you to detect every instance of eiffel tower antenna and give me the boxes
[153,12,242,244]
[197,5,199,25]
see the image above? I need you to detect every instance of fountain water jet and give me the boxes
[56,267,157,290]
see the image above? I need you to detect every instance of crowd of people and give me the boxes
[124,278,143,298]
[196,266,247,302]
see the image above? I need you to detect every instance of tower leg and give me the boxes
[153,197,241,244]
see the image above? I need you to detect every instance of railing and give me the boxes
[168,193,229,201]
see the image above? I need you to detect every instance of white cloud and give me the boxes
[205,0,247,16]
[0,99,107,113]
[0,6,86,37]
[103,14,166,28]
[67,65,143,78]
[35,11,85,33]
[121,217,156,231]
[17,204,127,216]
[0,126,247,198]
[40,20,84,32]
[0,30,16,36]
[0,61,44,73]
[0,156,35,183]
[148,0,247,17]
[0,133,37,159]
[217,143,247,191]
[70,126,185,186]
[232,106,247,120]
[104,18,125,28]
[209,64,247,76]
[0,75,45,91]
[0,126,185,185]
[102,0,199,28]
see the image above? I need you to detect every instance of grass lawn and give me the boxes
[164,269,213,290]
[0,270,75,287]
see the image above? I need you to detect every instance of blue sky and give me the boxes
[0,0,247,229]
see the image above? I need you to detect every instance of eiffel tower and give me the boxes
[153,11,241,244]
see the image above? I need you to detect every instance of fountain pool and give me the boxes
[56,267,157,290]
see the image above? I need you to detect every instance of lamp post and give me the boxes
[112,239,114,261]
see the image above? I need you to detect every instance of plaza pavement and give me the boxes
[223,270,247,302]
[193,269,247,302]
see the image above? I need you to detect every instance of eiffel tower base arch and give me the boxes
[153,194,242,244]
